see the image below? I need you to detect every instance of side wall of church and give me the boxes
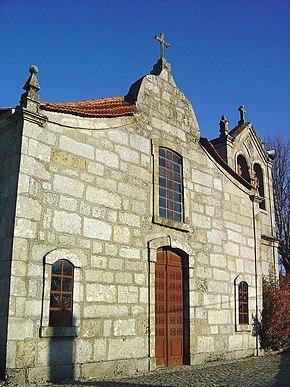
[2,65,277,384]
[0,116,23,377]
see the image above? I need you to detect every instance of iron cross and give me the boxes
[154,32,170,58]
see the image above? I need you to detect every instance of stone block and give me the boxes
[25,299,42,316]
[196,336,214,353]
[84,305,129,319]
[16,340,35,368]
[210,253,226,267]
[115,272,133,284]
[192,169,213,188]
[86,284,116,303]
[20,155,50,180]
[91,255,107,268]
[208,310,230,325]
[83,217,112,240]
[59,195,78,211]
[119,246,140,260]
[59,135,94,159]
[14,218,37,238]
[86,186,121,209]
[53,210,81,234]
[53,175,84,198]
[119,212,141,227]
[113,319,136,336]
[95,149,119,168]
[228,335,243,351]
[11,260,26,277]
[227,229,246,245]
[82,319,102,338]
[130,134,150,154]
[113,225,131,244]
[75,339,93,363]
[86,267,113,283]
[108,258,123,270]
[108,130,129,145]
[203,293,221,309]
[214,178,222,190]
[213,268,230,281]
[207,229,225,245]
[107,337,146,360]
[241,246,253,259]
[28,138,51,162]
[117,286,138,304]
[8,318,34,340]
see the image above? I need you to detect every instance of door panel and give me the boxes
[155,259,167,366]
[155,249,183,367]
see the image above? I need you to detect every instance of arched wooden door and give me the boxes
[155,248,183,367]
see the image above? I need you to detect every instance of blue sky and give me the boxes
[0,0,289,141]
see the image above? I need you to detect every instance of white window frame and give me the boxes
[152,138,190,232]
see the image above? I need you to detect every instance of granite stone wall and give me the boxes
[0,60,277,384]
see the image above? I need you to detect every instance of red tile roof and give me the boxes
[200,137,253,190]
[40,96,137,117]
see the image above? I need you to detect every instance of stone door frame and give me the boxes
[148,236,190,370]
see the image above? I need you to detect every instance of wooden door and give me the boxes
[155,249,183,367]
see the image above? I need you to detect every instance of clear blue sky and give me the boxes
[0,0,289,141]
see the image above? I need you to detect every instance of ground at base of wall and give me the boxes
[2,350,289,387]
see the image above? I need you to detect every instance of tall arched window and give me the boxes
[237,154,250,183]
[49,260,74,327]
[253,163,265,210]
[159,147,184,222]
[238,281,249,325]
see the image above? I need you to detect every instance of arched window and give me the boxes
[253,163,265,210]
[49,260,74,327]
[238,281,249,325]
[237,154,250,182]
[159,147,184,222]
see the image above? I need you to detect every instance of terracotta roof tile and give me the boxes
[200,137,253,190]
[40,96,137,117]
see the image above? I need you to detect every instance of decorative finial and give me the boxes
[219,115,229,136]
[29,65,38,74]
[20,64,41,112]
[154,32,170,59]
[238,105,246,125]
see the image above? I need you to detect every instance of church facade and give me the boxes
[0,53,278,384]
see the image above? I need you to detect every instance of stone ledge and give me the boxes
[235,324,251,333]
[153,215,190,232]
[40,326,78,338]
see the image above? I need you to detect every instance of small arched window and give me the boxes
[237,155,250,183]
[49,260,74,327]
[238,281,249,325]
[253,163,265,210]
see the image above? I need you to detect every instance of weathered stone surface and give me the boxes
[0,58,277,385]
[52,210,81,234]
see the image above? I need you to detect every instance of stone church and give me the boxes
[0,36,278,384]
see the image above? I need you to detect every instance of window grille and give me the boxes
[159,147,184,222]
[49,260,74,327]
[238,281,249,325]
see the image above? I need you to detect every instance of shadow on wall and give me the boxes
[49,326,76,383]
[272,348,290,386]
[0,122,23,380]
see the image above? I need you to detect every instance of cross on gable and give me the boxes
[238,105,246,125]
[154,32,170,59]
